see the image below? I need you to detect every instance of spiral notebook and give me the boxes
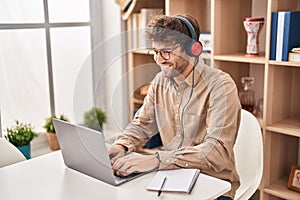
[147,168,200,194]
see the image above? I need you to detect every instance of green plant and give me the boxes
[5,120,38,146]
[84,107,106,130]
[43,114,69,133]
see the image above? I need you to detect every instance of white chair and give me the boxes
[234,109,263,200]
[0,137,26,168]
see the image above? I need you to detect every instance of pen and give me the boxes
[157,176,167,197]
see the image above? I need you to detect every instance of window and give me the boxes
[0,0,96,134]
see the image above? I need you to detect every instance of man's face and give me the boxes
[152,41,190,78]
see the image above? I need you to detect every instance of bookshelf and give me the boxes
[116,0,300,199]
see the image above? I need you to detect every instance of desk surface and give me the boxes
[0,151,231,200]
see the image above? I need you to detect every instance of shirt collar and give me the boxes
[184,65,201,87]
[171,59,204,88]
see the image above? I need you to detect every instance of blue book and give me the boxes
[270,12,278,60]
[281,11,300,61]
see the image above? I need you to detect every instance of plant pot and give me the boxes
[46,132,60,151]
[17,144,31,159]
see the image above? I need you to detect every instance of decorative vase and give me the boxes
[17,144,31,159]
[243,17,264,56]
[46,132,60,151]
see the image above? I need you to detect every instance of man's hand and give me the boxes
[112,153,160,176]
[108,144,126,165]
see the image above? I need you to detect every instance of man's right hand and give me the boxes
[108,144,126,165]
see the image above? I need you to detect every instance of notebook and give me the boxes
[52,119,148,186]
[147,168,200,194]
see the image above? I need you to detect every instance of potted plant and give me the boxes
[83,107,106,131]
[5,120,38,159]
[43,114,69,151]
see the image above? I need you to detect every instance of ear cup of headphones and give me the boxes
[185,40,203,57]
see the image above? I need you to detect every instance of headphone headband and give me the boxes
[174,15,199,41]
[173,15,202,57]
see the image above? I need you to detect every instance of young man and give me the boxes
[108,15,241,200]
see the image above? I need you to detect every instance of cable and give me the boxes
[177,57,198,149]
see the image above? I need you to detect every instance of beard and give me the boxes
[160,62,181,78]
[160,58,189,78]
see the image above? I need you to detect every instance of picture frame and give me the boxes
[288,165,300,192]
[199,32,211,52]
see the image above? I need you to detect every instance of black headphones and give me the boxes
[174,15,203,57]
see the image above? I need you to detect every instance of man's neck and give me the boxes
[173,62,194,84]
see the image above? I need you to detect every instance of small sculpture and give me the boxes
[243,17,264,56]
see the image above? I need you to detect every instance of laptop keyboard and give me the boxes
[114,172,140,180]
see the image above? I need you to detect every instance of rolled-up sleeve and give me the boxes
[114,78,159,152]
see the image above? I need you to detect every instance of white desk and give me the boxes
[0,151,231,200]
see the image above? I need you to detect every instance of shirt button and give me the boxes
[177,134,181,138]
[166,159,170,163]
[185,163,189,167]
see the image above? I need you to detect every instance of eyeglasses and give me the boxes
[148,46,180,61]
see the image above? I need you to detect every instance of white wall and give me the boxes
[102,1,121,40]
[98,1,128,141]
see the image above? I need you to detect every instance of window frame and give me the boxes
[0,0,102,136]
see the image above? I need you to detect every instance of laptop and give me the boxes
[52,118,148,186]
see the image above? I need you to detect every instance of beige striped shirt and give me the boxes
[114,60,241,198]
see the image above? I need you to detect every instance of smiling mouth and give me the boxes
[161,65,175,72]
[161,63,175,68]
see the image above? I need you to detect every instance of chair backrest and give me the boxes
[0,137,26,168]
[233,109,263,200]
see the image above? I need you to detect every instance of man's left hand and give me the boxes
[112,153,159,176]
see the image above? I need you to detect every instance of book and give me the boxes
[291,47,300,53]
[271,11,300,61]
[269,12,278,60]
[275,11,285,61]
[289,52,300,62]
[147,168,200,194]
[131,13,140,50]
[281,11,300,61]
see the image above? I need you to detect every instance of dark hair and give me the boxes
[146,15,200,49]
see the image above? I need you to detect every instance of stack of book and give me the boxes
[289,47,300,62]
[270,11,300,61]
